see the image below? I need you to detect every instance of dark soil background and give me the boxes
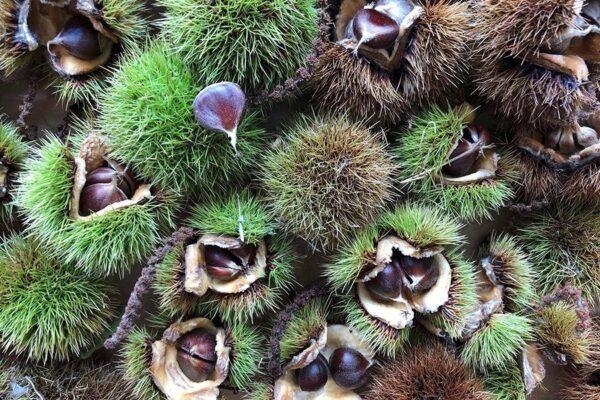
[0,66,570,399]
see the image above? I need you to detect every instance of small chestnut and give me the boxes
[84,166,134,198]
[204,245,243,281]
[365,258,404,299]
[353,9,399,49]
[329,347,370,390]
[193,82,247,152]
[176,328,217,382]
[54,16,101,60]
[296,354,329,392]
[399,254,438,292]
[79,165,136,216]
[442,125,491,177]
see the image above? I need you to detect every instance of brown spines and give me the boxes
[365,344,489,400]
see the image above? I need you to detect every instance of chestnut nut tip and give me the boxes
[193,82,247,153]
[329,347,370,390]
[353,9,400,50]
[176,328,217,383]
[442,125,491,177]
[53,16,101,61]
[296,354,329,392]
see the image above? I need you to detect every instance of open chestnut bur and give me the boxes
[0,0,147,103]
[512,107,600,205]
[16,131,175,276]
[153,190,294,323]
[474,0,600,130]
[120,317,263,400]
[0,119,28,224]
[264,287,375,400]
[325,204,477,357]
[394,104,517,221]
[308,0,472,124]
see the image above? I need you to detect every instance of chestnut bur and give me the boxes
[442,125,491,177]
[329,347,370,390]
[79,164,136,216]
[295,354,329,392]
[52,16,101,61]
[175,328,217,382]
[353,9,399,50]
[193,82,247,154]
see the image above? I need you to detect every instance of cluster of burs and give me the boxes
[0,0,599,399]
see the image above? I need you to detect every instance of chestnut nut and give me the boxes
[53,16,102,61]
[79,164,136,216]
[329,347,370,390]
[295,353,329,392]
[442,125,491,177]
[204,244,256,281]
[353,9,399,49]
[175,328,217,382]
[365,259,403,299]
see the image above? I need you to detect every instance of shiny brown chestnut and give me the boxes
[353,9,399,49]
[84,166,134,198]
[442,125,491,177]
[296,353,329,392]
[79,164,136,216]
[53,16,101,61]
[176,328,217,382]
[329,347,370,390]
[399,254,438,292]
[365,258,404,299]
[204,245,243,281]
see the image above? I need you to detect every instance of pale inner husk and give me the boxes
[358,236,452,327]
[150,318,230,400]
[14,0,118,76]
[437,149,499,186]
[273,325,373,400]
[521,343,546,395]
[184,234,267,296]
[69,156,152,221]
[335,0,423,71]
[517,120,600,168]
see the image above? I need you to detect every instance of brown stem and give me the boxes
[104,227,196,350]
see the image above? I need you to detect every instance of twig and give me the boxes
[104,227,196,349]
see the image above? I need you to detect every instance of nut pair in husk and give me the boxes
[308,0,472,124]
[0,119,28,224]
[516,203,600,304]
[450,235,535,374]
[325,204,478,357]
[474,0,600,130]
[394,104,518,221]
[16,131,175,276]
[154,191,295,323]
[120,317,263,400]
[264,287,375,400]
[0,0,147,103]
[0,234,115,362]
[512,108,600,205]
[96,43,265,195]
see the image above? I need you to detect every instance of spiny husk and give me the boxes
[309,0,471,125]
[0,118,29,224]
[365,344,489,400]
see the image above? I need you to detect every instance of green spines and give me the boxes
[98,42,265,195]
[394,105,516,221]
[0,119,28,223]
[338,295,410,358]
[0,235,115,362]
[120,328,160,400]
[279,297,328,364]
[227,321,266,389]
[461,313,533,373]
[261,113,396,250]
[16,135,175,277]
[484,363,526,400]
[158,0,317,92]
[516,203,600,303]
[534,301,591,364]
